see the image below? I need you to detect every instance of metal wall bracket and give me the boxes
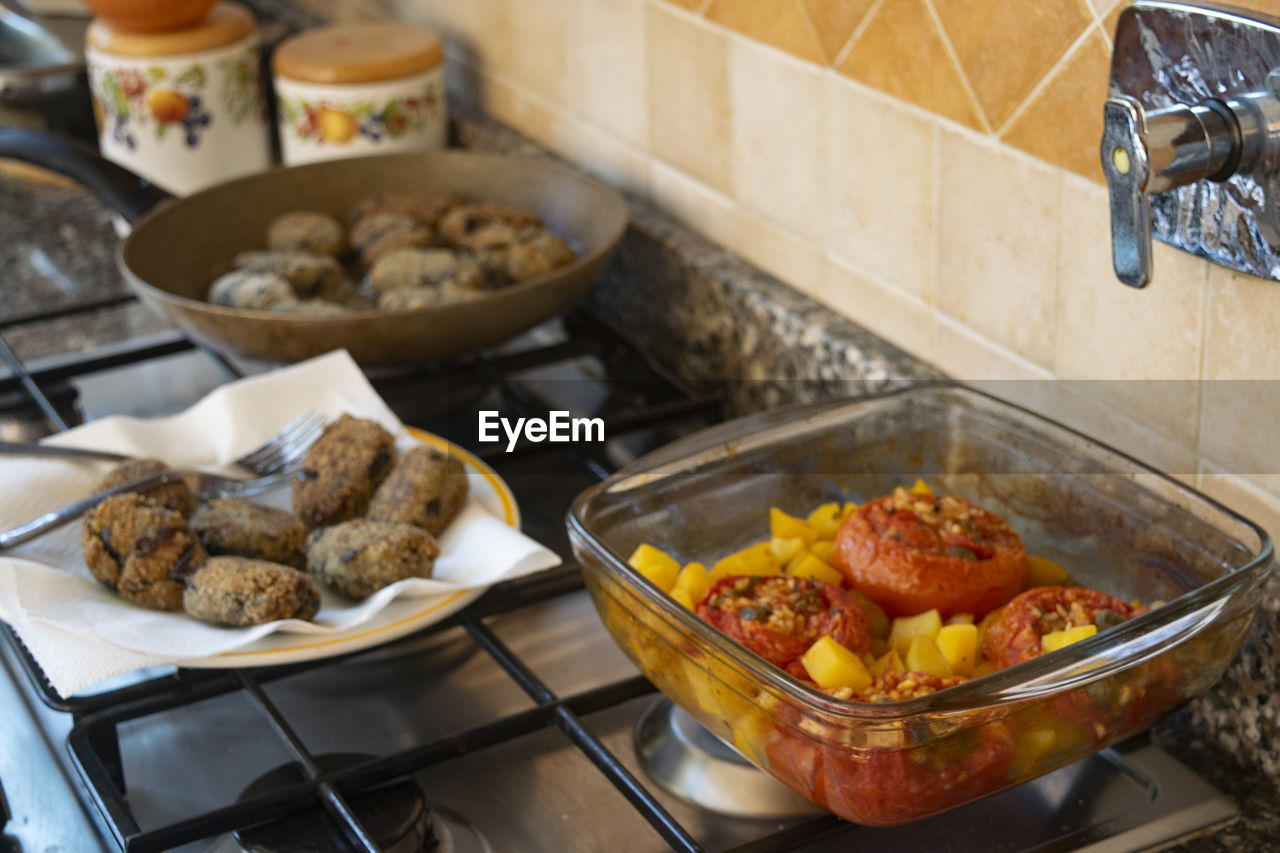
[1104,2,1280,287]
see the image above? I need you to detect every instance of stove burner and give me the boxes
[233,753,440,853]
[634,698,823,819]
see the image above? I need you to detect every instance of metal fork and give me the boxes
[0,411,328,551]
[0,409,328,476]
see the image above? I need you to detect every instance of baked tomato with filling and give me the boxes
[983,586,1136,669]
[832,487,1027,619]
[697,575,871,678]
[765,673,1015,825]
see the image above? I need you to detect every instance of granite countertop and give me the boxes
[1,113,1276,850]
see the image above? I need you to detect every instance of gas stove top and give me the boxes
[0,302,1238,852]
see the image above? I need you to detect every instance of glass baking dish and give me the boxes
[567,384,1273,826]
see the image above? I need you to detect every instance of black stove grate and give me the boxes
[0,301,860,853]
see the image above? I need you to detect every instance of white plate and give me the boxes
[177,428,518,668]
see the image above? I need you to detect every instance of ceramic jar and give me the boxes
[84,2,271,196]
[272,23,447,166]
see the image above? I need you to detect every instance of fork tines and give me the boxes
[237,410,328,476]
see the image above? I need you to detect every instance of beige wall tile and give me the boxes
[1001,28,1110,182]
[735,212,828,293]
[480,72,565,150]
[650,161,740,250]
[647,5,734,192]
[391,0,511,73]
[800,0,876,63]
[1054,177,1207,445]
[573,0,648,147]
[656,0,706,10]
[1199,462,1280,542]
[729,38,827,242]
[936,130,1061,368]
[706,0,826,64]
[503,0,574,106]
[838,0,983,131]
[1199,266,1280,480]
[821,257,933,359]
[826,77,934,300]
[933,313,1053,380]
[548,115,653,200]
[932,0,1094,130]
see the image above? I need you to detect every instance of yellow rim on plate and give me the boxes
[203,426,517,664]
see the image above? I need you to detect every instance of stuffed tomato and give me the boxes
[832,487,1027,618]
[697,574,872,679]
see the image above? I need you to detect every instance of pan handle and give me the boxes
[0,127,172,224]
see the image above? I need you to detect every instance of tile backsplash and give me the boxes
[297,0,1280,528]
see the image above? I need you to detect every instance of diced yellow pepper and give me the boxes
[972,660,996,678]
[1041,624,1097,653]
[807,502,844,538]
[628,544,681,592]
[947,613,975,625]
[1026,554,1070,588]
[906,635,952,677]
[673,562,711,605]
[888,609,942,655]
[711,542,782,579]
[670,589,694,609]
[841,502,858,520]
[770,536,805,562]
[801,636,873,691]
[935,623,978,676]
[770,508,816,545]
[911,478,933,496]
[786,552,844,586]
[809,540,834,562]
[849,590,890,639]
[869,648,904,676]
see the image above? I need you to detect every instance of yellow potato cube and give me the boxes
[807,503,844,538]
[1026,554,1070,588]
[888,609,942,655]
[711,542,782,579]
[809,540,834,562]
[848,590,890,639]
[786,553,844,586]
[670,589,695,609]
[1041,624,1097,653]
[801,636,872,691]
[911,478,933,496]
[976,607,1003,652]
[628,544,681,592]
[869,648,904,676]
[770,508,816,545]
[770,537,805,562]
[906,635,953,677]
[972,660,996,678]
[673,563,711,605]
[935,623,978,676]
[947,613,975,625]
[841,502,858,520]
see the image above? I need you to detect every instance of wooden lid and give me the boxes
[87,2,255,57]
[273,23,444,85]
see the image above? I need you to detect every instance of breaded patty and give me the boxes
[183,557,320,626]
[208,270,297,311]
[377,284,482,312]
[82,493,206,610]
[349,212,433,268]
[366,248,485,294]
[95,458,195,518]
[506,231,575,282]
[439,203,540,248]
[189,498,308,569]
[306,519,440,598]
[292,414,396,528]
[270,298,352,316]
[366,446,469,536]
[266,211,345,256]
[349,191,460,228]
[233,250,347,301]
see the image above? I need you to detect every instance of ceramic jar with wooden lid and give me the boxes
[272,23,447,165]
[85,1,271,195]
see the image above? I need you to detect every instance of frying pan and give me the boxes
[0,128,629,367]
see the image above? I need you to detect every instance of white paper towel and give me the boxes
[0,350,561,696]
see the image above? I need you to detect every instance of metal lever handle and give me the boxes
[1102,98,1153,287]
